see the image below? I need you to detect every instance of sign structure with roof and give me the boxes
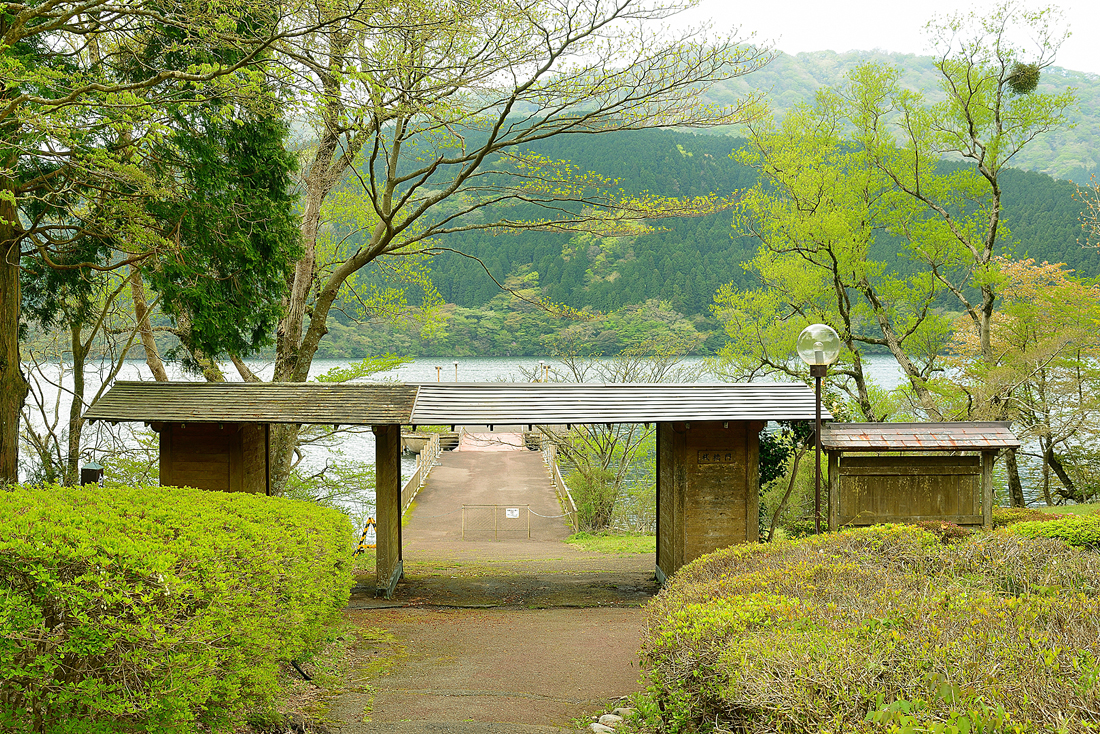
[820,422,1021,531]
[86,380,830,596]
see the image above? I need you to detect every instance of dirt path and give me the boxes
[330,445,657,732]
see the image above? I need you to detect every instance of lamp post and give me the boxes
[796,324,840,534]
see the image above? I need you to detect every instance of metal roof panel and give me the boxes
[820,421,1020,451]
[84,381,830,425]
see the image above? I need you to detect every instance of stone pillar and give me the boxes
[656,421,761,583]
[373,423,403,598]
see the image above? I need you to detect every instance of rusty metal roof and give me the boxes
[84,381,828,425]
[821,422,1020,451]
[83,381,418,425]
[408,382,827,423]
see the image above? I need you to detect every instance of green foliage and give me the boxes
[641,526,1100,733]
[1008,515,1100,548]
[911,520,974,544]
[0,484,353,732]
[1040,502,1100,516]
[312,354,412,383]
[316,297,713,358]
[564,531,656,554]
[992,506,1065,527]
[566,466,619,531]
[1008,62,1042,95]
[144,111,301,362]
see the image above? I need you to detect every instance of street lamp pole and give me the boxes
[796,324,840,534]
[812,362,825,534]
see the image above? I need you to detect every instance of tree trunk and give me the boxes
[1047,451,1082,504]
[1004,448,1026,508]
[64,320,88,486]
[268,423,302,495]
[0,205,28,487]
[1040,437,1053,506]
[130,268,169,381]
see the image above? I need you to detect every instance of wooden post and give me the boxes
[373,424,402,598]
[828,450,840,532]
[982,451,994,530]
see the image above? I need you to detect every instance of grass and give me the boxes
[565,531,656,554]
[1037,501,1099,515]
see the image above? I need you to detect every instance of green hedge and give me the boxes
[641,526,1100,733]
[0,484,353,733]
[991,506,1065,527]
[1008,514,1100,548]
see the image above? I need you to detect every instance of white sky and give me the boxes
[672,0,1100,75]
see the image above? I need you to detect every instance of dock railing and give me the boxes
[401,432,441,513]
[541,436,579,533]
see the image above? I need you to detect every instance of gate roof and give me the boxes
[84,381,829,425]
[821,421,1020,451]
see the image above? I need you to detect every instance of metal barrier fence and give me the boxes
[540,438,579,532]
[461,504,531,539]
[401,432,442,513]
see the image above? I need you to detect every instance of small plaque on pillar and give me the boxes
[698,450,735,464]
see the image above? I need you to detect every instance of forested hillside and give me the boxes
[423,127,1096,320]
[704,50,1100,183]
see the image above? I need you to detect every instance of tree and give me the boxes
[713,4,1074,502]
[945,258,1100,505]
[1,0,319,484]
[713,91,948,422]
[191,0,773,493]
[536,333,703,530]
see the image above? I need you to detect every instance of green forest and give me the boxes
[322,126,1096,357]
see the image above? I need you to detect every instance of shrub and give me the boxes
[0,484,353,733]
[1008,514,1100,549]
[641,525,1100,733]
[991,506,1064,527]
[783,518,816,539]
[911,519,973,544]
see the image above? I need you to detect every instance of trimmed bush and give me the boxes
[992,506,1064,527]
[1008,514,1100,549]
[911,519,972,543]
[0,484,353,733]
[641,525,1100,733]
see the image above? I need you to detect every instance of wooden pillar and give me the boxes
[981,451,994,530]
[655,422,684,584]
[373,423,403,598]
[827,450,840,532]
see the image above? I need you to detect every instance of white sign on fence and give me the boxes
[505,507,520,519]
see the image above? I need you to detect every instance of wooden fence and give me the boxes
[829,454,991,529]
